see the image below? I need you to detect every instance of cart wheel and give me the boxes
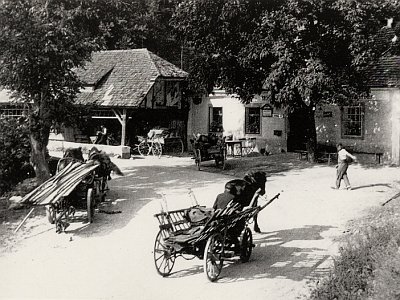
[138,140,151,156]
[204,233,224,282]
[153,230,175,277]
[46,206,56,224]
[170,138,184,155]
[240,227,253,262]
[152,142,162,158]
[195,149,201,171]
[87,188,95,223]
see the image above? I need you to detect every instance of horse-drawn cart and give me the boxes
[190,134,226,170]
[153,190,280,281]
[19,147,119,233]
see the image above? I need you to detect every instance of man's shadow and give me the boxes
[351,183,391,191]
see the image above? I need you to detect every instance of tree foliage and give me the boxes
[0,117,31,195]
[172,0,399,158]
[0,0,136,180]
[173,0,398,104]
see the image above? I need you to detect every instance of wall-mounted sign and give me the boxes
[261,104,273,117]
[323,111,333,117]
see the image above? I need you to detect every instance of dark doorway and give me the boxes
[287,108,308,151]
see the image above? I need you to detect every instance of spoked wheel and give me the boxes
[86,188,95,223]
[46,206,56,224]
[169,138,184,156]
[138,140,151,156]
[195,149,201,171]
[152,142,163,158]
[240,227,253,262]
[154,230,176,277]
[203,233,224,282]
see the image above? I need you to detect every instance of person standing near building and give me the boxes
[95,125,108,145]
[334,143,357,190]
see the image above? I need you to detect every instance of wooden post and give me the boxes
[121,108,127,146]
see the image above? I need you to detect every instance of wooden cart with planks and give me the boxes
[153,189,280,282]
[19,158,108,233]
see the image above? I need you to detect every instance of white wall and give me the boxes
[188,89,287,154]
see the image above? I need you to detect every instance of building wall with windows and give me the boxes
[315,89,397,164]
[188,89,287,154]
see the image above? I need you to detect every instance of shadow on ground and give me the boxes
[168,225,334,283]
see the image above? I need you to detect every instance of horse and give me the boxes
[56,147,85,173]
[224,171,267,233]
[57,147,124,179]
[87,147,124,179]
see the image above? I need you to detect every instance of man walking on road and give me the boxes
[334,143,357,190]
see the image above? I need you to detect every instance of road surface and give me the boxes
[0,155,399,300]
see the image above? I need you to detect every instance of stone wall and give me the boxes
[48,140,131,159]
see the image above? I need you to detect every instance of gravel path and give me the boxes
[0,154,399,300]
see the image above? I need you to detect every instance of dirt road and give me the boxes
[1,155,399,300]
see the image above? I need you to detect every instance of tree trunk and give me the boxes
[304,107,317,163]
[30,133,51,182]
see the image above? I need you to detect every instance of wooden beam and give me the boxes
[121,108,127,146]
[112,108,123,125]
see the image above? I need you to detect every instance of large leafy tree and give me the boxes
[0,0,107,181]
[172,0,398,160]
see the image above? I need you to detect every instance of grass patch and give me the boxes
[309,200,400,300]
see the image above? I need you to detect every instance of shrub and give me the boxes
[309,218,400,300]
[0,116,31,196]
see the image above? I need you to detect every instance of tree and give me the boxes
[0,0,106,181]
[172,0,397,161]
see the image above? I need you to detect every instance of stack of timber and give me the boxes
[21,160,100,206]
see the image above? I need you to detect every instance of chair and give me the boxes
[240,138,256,156]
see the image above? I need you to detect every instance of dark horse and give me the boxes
[224,171,267,233]
[57,147,123,178]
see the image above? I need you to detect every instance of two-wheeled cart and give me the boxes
[191,134,226,170]
[131,129,184,158]
[153,190,280,281]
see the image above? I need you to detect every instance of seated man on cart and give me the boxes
[213,184,245,251]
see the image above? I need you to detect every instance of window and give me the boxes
[209,107,223,132]
[245,107,261,134]
[0,105,25,117]
[342,105,364,138]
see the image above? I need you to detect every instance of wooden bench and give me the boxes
[344,146,383,164]
[294,150,308,161]
[353,151,384,164]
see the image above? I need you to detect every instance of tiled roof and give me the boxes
[367,55,400,87]
[75,49,188,107]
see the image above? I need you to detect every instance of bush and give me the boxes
[309,216,400,300]
[0,116,31,196]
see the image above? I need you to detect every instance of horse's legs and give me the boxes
[253,214,261,233]
[252,197,261,233]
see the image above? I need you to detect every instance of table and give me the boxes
[225,140,243,157]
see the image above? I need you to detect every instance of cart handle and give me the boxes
[188,188,199,206]
[258,193,280,211]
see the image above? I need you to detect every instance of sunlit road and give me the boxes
[1,155,398,300]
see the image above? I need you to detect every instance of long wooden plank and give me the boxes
[26,163,89,205]
[23,162,99,205]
